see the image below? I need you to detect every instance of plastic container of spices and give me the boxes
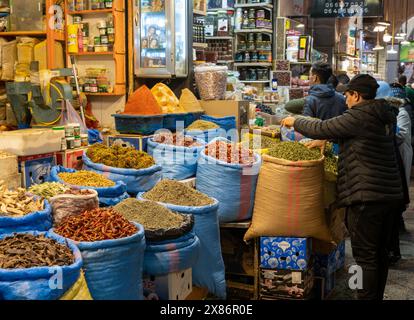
[66,137,75,150]
[81,134,89,147]
[74,136,81,148]
[101,35,109,44]
[94,37,101,45]
[61,137,67,151]
[72,123,81,137]
[65,124,74,138]
[105,0,113,9]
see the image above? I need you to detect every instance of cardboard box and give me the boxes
[314,241,346,277]
[143,269,192,301]
[108,134,152,152]
[260,237,312,271]
[260,268,314,299]
[56,147,88,170]
[18,153,56,188]
[200,100,250,132]
[0,150,18,180]
[2,173,21,190]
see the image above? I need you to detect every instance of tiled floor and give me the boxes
[329,184,414,300]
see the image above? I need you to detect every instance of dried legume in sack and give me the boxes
[143,180,215,207]
[186,120,219,131]
[267,141,323,162]
[58,171,115,188]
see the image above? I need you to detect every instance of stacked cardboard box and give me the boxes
[259,237,314,300]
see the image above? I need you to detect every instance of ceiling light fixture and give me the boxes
[387,8,397,54]
[373,30,384,50]
[378,21,391,26]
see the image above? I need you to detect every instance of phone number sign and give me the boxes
[311,0,383,18]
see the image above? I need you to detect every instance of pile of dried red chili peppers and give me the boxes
[54,208,138,242]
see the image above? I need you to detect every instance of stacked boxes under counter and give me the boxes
[259,237,314,300]
[0,151,20,190]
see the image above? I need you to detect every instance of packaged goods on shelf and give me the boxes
[260,237,312,271]
[143,269,193,301]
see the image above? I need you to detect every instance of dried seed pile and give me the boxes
[186,120,219,131]
[0,185,44,217]
[87,143,155,170]
[267,142,323,162]
[325,155,338,176]
[152,134,203,148]
[206,141,255,165]
[243,134,280,150]
[143,180,215,207]
[29,182,70,199]
[58,171,115,188]
[55,208,137,242]
[114,198,186,231]
[0,234,74,269]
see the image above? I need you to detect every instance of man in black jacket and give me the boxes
[281,74,404,300]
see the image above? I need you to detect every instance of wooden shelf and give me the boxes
[0,31,46,37]
[240,80,269,83]
[234,3,273,10]
[193,42,208,49]
[68,9,113,15]
[85,92,125,96]
[234,62,272,67]
[193,9,207,16]
[235,29,273,34]
[206,36,234,40]
[207,7,235,11]
[70,52,114,56]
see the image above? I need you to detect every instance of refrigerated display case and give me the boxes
[134,0,188,78]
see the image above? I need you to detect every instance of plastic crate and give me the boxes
[184,112,205,127]
[112,114,164,135]
[163,113,188,131]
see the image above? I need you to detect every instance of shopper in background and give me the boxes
[336,74,351,92]
[399,75,414,106]
[303,62,347,120]
[390,82,414,147]
[281,74,404,300]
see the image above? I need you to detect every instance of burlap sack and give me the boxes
[244,154,332,242]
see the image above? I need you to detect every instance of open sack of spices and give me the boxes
[147,133,206,180]
[184,120,223,143]
[138,180,226,299]
[29,182,99,226]
[196,138,262,223]
[241,133,281,155]
[52,208,146,300]
[49,166,129,207]
[0,231,90,300]
[0,184,52,235]
[83,143,162,195]
[114,198,200,276]
[245,141,332,243]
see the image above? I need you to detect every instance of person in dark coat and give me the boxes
[303,62,348,120]
[281,74,404,300]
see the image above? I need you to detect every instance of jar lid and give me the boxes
[53,126,65,130]
[74,136,81,139]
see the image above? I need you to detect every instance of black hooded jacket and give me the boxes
[294,99,403,207]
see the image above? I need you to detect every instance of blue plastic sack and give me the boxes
[82,154,162,195]
[184,127,225,144]
[147,137,205,180]
[0,230,82,300]
[196,140,262,223]
[0,200,52,235]
[201,115,237,132]
[88,129,103,145]
[49,166,130,206]
[137,194,226,299]
[143,231,200,276]
[281,127,305,142]
[50,223,146,300]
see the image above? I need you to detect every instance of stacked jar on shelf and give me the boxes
[68,0,113,11]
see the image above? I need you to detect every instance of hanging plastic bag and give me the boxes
[59,100,87,134]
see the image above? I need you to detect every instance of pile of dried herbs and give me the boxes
[0,185,44,217]
[267,142,323,162]
[58,171,115,188]
[114,198,188,231]
[324,143,338,176]
[29,182,70,199]
[143,180,215,207]
[87,143,155,170]
[186,120,219,131]
[55,208,137,242]
[0,234,74,269]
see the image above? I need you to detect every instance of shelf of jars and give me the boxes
[234,62,272,67]
[234,3,273,10]
[234,29,273,34]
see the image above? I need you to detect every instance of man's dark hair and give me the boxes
[349,90,377,100]
[311,62,333,84]
[327,75,339,88]
[399,75,407,86]
[337,74,350,85]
